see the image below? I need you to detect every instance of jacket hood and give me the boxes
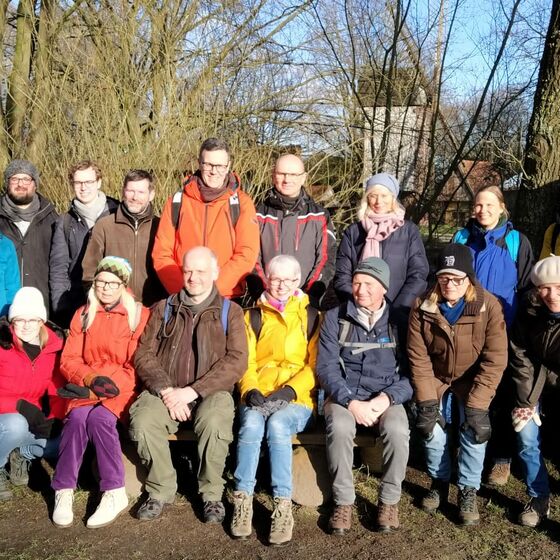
[419,280,487,316]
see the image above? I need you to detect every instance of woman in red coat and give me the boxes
[0,287,64,500]
[51,256,149,529]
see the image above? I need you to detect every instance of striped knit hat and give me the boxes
[95,256,132,285]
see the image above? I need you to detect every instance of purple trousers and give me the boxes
[52,405,124,491]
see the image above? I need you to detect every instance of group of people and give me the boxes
[0,138,558,546]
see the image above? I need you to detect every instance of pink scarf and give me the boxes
[360,207,405,260]
[263,289,304,313]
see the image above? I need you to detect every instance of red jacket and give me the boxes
[152,173,260,298]
[60,302,150,422]
[0,326,65,418]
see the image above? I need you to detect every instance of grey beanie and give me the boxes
[353,257,390,290]
[364,172,399,198]
[4,159,40,190]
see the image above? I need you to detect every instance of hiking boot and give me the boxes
[422,479,449,513]
[329,504,353,535]
[518,497,550,528]
[458,487,479,526]
[269,497,293,546]
[9,449,30,487]
[136,497,166,521]
[487,462,510,486]
[230,491,253,539]
[86,487,129,529]
[0,467,13,500]
[52,489,74,528]
[377,501,400,532]
[203,500,226,524]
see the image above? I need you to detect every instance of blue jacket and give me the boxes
[334,220,428,314]
[453,219,534,327]
[0,234,20,316]
[316,299,413,407]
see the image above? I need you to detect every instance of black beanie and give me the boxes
[436,244,475,280]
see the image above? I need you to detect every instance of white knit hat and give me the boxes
[9,287,47,322]
[531,256,560,287]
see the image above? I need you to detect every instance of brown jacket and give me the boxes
[82,204,165,306]
[134,289,248,398]
[407,283,507,410]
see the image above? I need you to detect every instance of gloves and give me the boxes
[0,317,13,350]
[463,407,491,444]
[245,389,266,407]
[512,406,542,432]
[267,386,296,403]
[88,376,120,398]
[57,383,93,399]
[416,399,444,438]
[16,400,54,439]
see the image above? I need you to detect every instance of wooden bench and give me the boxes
[122,423,382,507]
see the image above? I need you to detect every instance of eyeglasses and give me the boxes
[12,318,42,327]
[274,171,305,179]
[268,277,299,287]
[73,180,98,188]
[437,276,468,286]
[8,176,33,186]
[94,280,123,290]
[199,161,229,174]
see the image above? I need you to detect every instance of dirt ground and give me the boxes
[1,455,560,560]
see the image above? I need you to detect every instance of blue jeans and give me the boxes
[422,392,487,490]
[516,415,549,498]
[0,413,55,467]
[234,404,313,498]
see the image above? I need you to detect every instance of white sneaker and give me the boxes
[52,489,74,528]
[86,487,129,529]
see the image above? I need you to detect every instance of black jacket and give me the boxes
[253,188,336,305]
[49,197,119,326]
[509,293,560,408]
[0,193,58,310]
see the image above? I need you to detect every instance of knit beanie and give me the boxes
[353,257,390,290]
[531,256,560,287]
[364,173,400,198]
[4,160,40,190]
[94,256,132,285]
[436,244,475,280]
[9,287,47,322]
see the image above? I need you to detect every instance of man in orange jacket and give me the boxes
[152,138,259,300]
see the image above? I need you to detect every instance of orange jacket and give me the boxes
[152,173,260,298]
[60,302,150,422]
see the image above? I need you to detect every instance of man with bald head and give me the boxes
[251,153,336,307]
[129,246,248,524]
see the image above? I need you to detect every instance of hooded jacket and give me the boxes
[253,188,336,302]
[408,282,508,410]
[49,196,119,325]
[0,193,58,309]
[81,204,165,307]
[152,173,259,298]
[60,301,150,422]
[0,233,20,316]
[238,291,319,410]
[134,289,248,398]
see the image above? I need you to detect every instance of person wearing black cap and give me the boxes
[317,256,413,534]
[407,244,508,526]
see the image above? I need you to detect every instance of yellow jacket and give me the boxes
[238,292,319,411]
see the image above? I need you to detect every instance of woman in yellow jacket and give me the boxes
[231,255,319,546]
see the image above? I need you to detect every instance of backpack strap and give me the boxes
[504,229,520,264]
[247,307,262,339]
[171,191,182,229]
[550,224,560,256]
[337,317,398,355]
[229,192,240,228]
[306,305,320,340]
[63,213,72,240]
[221,298,231,335]
[452,228,470,245]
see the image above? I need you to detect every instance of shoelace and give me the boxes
[271,502,291,531]
[378,503,397,522]
[205,502,224,516]
[332,506,351,524]
[233,497,250,524]
[461,492,476,512]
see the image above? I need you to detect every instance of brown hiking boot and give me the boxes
[230,491,253,539]
[377,501,400,532]
[487,462,510,486]
[518,497,550,528]
[458,487,479,526]
[329,504,352,535]
[269,497,293,546]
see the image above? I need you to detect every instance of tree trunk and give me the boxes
[515,0,560,249]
